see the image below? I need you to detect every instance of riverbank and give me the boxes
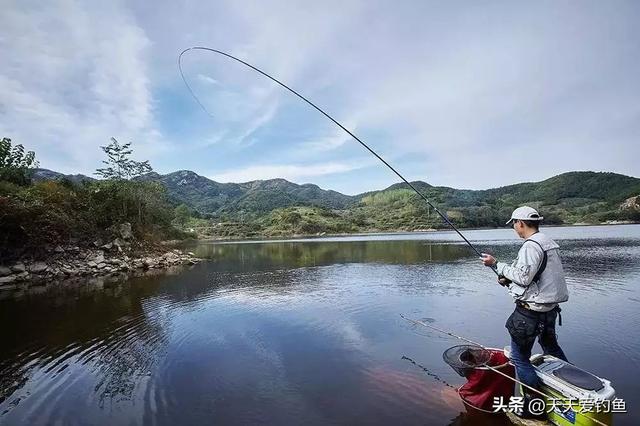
[0,244,201,292]
[0,222,201,291]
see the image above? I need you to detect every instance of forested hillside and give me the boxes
[33,166,640,238]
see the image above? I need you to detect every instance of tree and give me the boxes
[0,137,39,185]
[95,137,152,180]
[93,138,160,232]
[174,204,192,229]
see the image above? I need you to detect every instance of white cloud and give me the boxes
[196,74,220,86]
[298,120,357,153]
[0,0,165,175]
[2,0,638,192]
[209,160,372,183]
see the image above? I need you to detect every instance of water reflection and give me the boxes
[190,240,471,270]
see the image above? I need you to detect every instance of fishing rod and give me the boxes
[399,314,609,426]
[178,47,498,276]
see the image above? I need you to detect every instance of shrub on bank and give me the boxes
[0,138,192,262]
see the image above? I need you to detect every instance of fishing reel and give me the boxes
[498,275,512,286]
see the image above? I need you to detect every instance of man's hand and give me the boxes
[480,253,497,267]
[498,276,512,286]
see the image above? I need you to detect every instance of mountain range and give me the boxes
[33,168,640,231]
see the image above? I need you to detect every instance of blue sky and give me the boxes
[1,1,639,194]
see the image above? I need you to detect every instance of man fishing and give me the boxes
[480,206,569,418]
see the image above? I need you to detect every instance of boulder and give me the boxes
[0,275,18,284]
[29,261,49,273]
[0,266,11,277]
[10,262,26,273]
[54,245,65,253]
[14,272,29,281]
[92,251,105,264]
[113,238,129,251]
[61,267,77,276]
[118,223,133,240]
[142,258,157,268]
[101,242,114,250]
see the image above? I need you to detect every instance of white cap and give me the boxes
[506,206,543,225]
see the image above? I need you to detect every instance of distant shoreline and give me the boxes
[192,222,640,244]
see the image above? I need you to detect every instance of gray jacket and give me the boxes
[496,232,569,311]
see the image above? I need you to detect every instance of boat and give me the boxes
[505,348,616,426]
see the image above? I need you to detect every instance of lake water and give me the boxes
[1,225,639,425]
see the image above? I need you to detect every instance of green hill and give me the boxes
[354,172,640,230]
[35,169,640,236]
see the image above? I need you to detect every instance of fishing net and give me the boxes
[443,345,516,413]
[443,345,491,377]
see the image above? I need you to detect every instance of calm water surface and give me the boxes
[1,225,639,425]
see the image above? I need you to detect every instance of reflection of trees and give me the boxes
[191,240,471,272]
[0,278,171,413]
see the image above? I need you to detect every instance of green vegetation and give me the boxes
[260,206,356,236]
[157,171,639,239]
[0,137,39,185]
[9,135,639,245]
[0,138,192,261]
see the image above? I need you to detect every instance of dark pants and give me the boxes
[506,306,568,392]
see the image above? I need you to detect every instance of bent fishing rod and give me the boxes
[178,47,497,275]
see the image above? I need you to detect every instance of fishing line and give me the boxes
[401,355,457,390]
[178,46,497,275]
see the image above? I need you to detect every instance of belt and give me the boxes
[515,301,563,326]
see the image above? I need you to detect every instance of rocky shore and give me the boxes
[0,223,201,292]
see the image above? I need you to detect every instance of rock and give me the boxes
[620,195,640,211]
[29,261,48,273]
[92,251,105,264]
[0,275,18,284]
[10,262,26,273]
[61,267,77,276]
[68,246,80,253]
[142,258,158,268]
[87,261,97,268]
[97,262,107,269]
[113,238,129,250]
[0,266,12,277]
[54,245,65,253]
[101,242,114,250]
[14,272,29,281]
[118,223,133,240]
[93,239,103,247]
[163,251,179,261]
